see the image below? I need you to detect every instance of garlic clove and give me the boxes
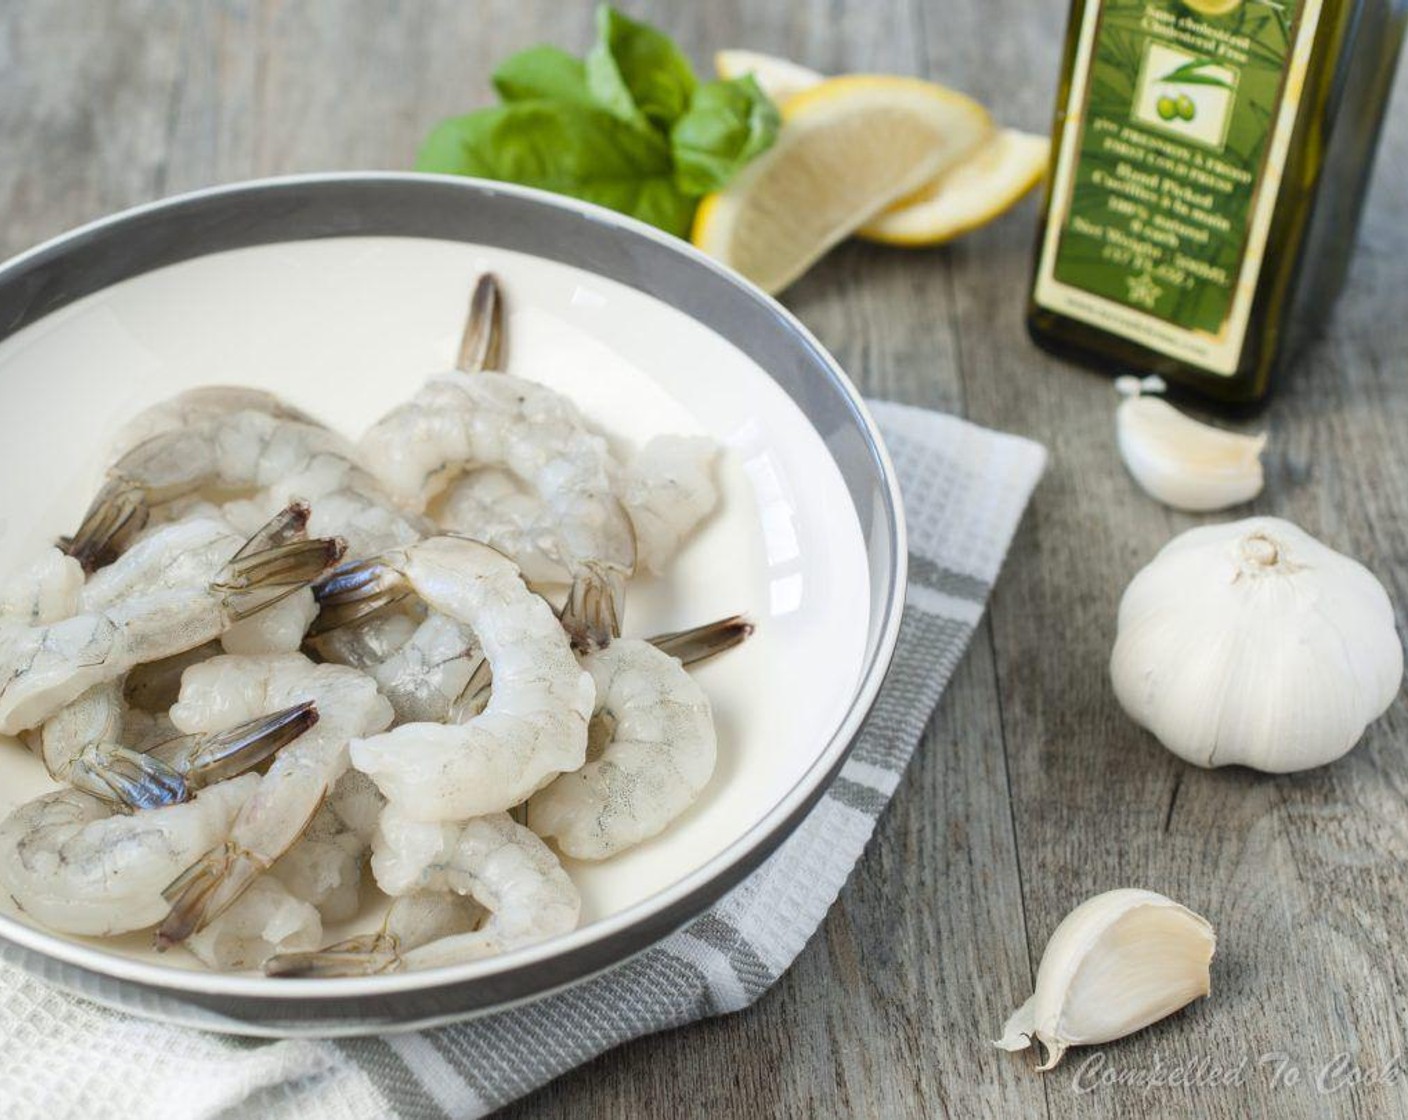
[996,888,1215,1071]
[1115,379,1266,512]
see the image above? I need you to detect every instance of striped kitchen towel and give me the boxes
[0,400,1046,1119]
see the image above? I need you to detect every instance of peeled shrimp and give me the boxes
[438,434,719,578]
[0,776,256,936]
[311,606,423,675]
[188,773,379,971]
[156,653,393,946]
[107,386,323,463]
[358,275,635,647]
[361,613,484,726]
[79,507,322,655]
[616,435,720,574]
[65,410,420,569]
[269,770,383,924]
[366,810,578,961]
[313,608,484,727]
[436,469,564,584]
[265,891,482,977]
[185,876,323,971]
[528,616,748,860]
[0,512,342,735]
[430,276,716,579]
[316,536,593,822]
[0,548,83,626]
[34,678,317,810]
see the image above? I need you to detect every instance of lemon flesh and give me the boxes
[856,129,1049,246]
[692,76,992,293]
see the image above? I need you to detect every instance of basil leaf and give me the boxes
[416,101,697,237]
[493,45,591,104]
[585,5,697,133]
[671,75,780,195]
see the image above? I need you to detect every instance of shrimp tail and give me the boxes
[456,273,506,374]
[63,478,151,573]
[69,746,189,811]
[231,500,311,557]
[148,700,320,792]
[155,841,271,949]
[264,932,403,978]
[308,556,412,634]
[560,561,628,653]
[649,615,754,667]
[216,536,346,622]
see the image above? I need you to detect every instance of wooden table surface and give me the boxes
[5,2,1408,1116]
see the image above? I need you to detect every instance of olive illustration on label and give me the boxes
[1183,0,1242,15]
[1157,96,1178,120]
[1176,94,1196,120]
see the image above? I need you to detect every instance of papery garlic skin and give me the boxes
[1115,379,1266,512]
[1112,517,1403,772]
[997,889,1215,1071]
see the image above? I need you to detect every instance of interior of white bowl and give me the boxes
[0,176,904,1028]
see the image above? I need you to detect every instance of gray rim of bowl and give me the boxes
[0,172,908,1004]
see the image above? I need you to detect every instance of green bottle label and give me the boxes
[1034,0,1323,375]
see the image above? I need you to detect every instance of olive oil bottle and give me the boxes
[1028,0,1407,408]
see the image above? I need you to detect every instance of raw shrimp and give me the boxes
[616,435,720,574]
[362,810,579,963]
[310,606,422,675]
[155,653,393,947]
[312,608,484,726]
[269,770,384,924]
[186,773,378,971]
[435,469,565,584]
[185,875,322,971]
[360,614,484,726]
[315,536,593,822]
[0,512,342,735]
[0,548,83,625]
[82,504,328,659]
[265,892,482,977]
[0,776,256,936]
[80,510,294,611]
[35,679,317,810]
[528,616,749,860]
[358,274,635,648]
[107,386,323,463]
[64,409,420,570]
[438,435,719,578]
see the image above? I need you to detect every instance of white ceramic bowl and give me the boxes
[0,174,905,1035]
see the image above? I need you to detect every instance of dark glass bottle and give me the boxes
[1028,0,1407,409]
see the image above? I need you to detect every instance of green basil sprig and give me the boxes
[416,5,780,237]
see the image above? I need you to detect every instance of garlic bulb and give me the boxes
[1112,517,1403,771]
[1115,375,1266,512]
[996,889,1215,1071]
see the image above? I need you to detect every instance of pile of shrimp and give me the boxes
[0,275,750,977]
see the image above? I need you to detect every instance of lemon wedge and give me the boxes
[716,50,1050,250]
[856,128,1049,245]
[691,75,992,293]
